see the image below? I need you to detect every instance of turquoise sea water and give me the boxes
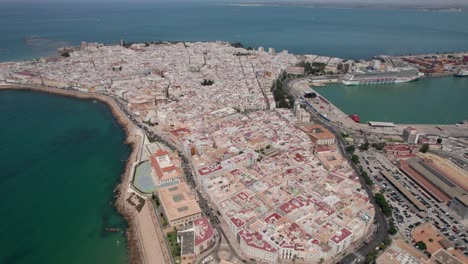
[315,77,468,124]
[1,3,468,61]
[0,90,130,264]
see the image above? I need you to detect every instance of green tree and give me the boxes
[375,193,392,217]
[388,221,398,235]
[415,241,427,250]
[384,238,392,245]
[366,250,377,264]
[361,171,374,186]
[420,143,429,153]
[359,142,369,151]
[346,145,356,154]
[230,42,244,48]
[351,154,360,164]
[371,142,386,151]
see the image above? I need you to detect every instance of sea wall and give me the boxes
[0,84,144,264]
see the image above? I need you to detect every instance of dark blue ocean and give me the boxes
[1,2,468,61]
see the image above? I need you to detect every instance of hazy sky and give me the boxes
[1,0,467,7]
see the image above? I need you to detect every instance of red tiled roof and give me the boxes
[198,164,223,176]
[230,217,245,228]
[293,153,305,162]
[399,160,450,203]
[170,128,191,138]
[264,212,282,224]
[330,228,352,244]
[279,198,305,214]
[193,217,214,246]
[239,229,278,253]
[149,149,177,179]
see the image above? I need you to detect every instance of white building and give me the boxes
[329,228,353,254]
[239,229,278,262]
[372,59,381,70]
[402,127,419,144]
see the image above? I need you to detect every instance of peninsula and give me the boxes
[1,41,467,264]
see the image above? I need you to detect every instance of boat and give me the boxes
[105,228,120,232]
[454,69,468,77]
[341,68,419,86]
[349,114,360,123]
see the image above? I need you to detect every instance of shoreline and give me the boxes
[0,84,145,264]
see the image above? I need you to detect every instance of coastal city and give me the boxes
[1,41,467,264]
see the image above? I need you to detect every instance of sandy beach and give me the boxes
[0,84,166,264]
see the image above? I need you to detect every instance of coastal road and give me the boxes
[114,96,249,264]
[284,77,389,263]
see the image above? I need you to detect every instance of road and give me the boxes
[117,78,388,263]
[312,112,389,264]
[112,95,250,263]
[284,77,389,263]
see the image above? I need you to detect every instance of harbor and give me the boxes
[309,76,467,125]
[289,77,468,138]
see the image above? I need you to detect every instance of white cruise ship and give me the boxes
[341,68,420,86]
[454,69,468,77]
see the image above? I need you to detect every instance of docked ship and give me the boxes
[341,68,420,86]
[454,69,468,77]
[349,114,360,123]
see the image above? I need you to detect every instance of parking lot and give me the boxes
[359,151,468,256]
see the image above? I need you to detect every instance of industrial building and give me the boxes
[399,157,467,204]
[450,195,468,220]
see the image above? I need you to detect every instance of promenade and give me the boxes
[135,202,169,264]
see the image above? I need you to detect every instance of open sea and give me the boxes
[1,3,468,61]
[0,91,130,264]
[0,2,467,263]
